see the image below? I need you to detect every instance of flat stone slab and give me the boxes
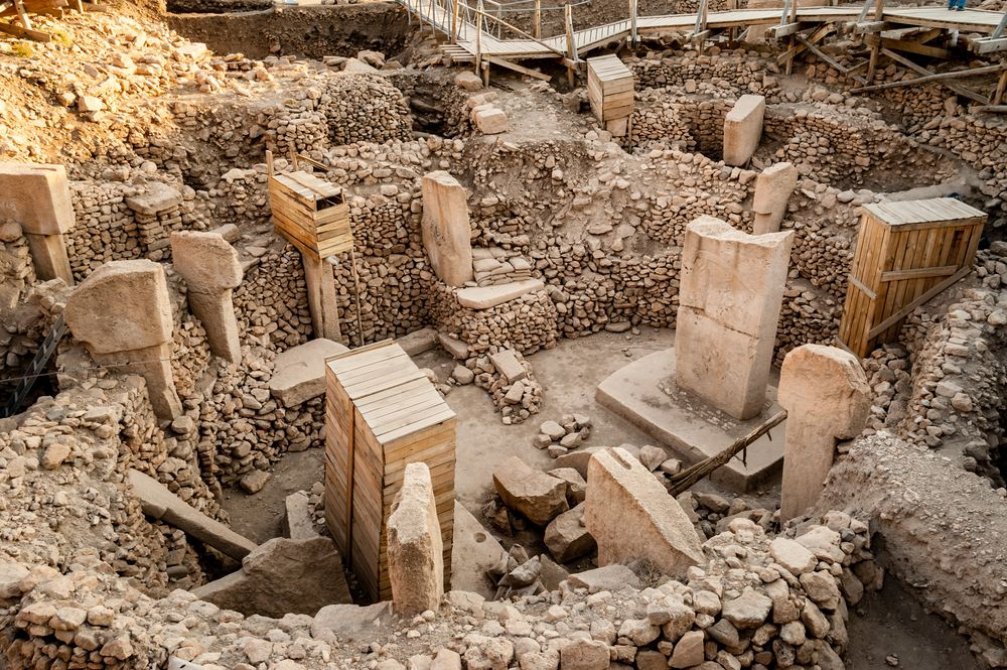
[269,338,349,407]
[455,279,544,310]
[595,348,787,492]
[451,501,506,599]
[128,469,257,560]
[397,327,438,357]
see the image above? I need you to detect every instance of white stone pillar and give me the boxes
[421,171,473,287]
[387,463,444,615]
[752,161,798,234]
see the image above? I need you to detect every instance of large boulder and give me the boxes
[492,456,569,525]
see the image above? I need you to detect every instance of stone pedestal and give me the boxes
[723,95,766,167]
[0,162,75,284]
[421,171,473,287]
[753,162,798,234]
[170,231,243,362]
[64,260,181,419]
[779,345,869,521]
[676,216,793,420]
[596,349,788,492]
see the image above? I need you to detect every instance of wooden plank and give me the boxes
[879,263,958,282]
[867,266,972,339]
[880,47,989,105]
[484,56,550,81]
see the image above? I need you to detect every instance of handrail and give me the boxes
[461,0,568,57]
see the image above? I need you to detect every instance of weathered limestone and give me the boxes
[192,536,351,617]
[675,216,794,420]
[64,260,181,418]
[421,171,473,287]
[268,338,348,407]
[451,501,506,599]
[170,231,243,362]
[387,463,444,616]
[471,104,509,135]
[779,345,870,520]
[723,94,766,166]
[128,469,256,560]
[493,456,569,525]
[303,255,342,341]
[752,162,799,234]
[0,162,74,283]
[584,447,704,579]
[455,278,544,309]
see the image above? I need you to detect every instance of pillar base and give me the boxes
[93,342,181,420]
[26,233,73,285]
[302,254,342,341]
[188,289,241,363]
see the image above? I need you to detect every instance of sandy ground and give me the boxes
[220,329,979,669]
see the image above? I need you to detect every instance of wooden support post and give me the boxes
[994,66,1007,106]
[564,3,576,87]
[867,0,884,82]
[451,0,459,42]
[881,47,989,104]
[629,0,638,45]
[850,62,1007,93]
[533,0,540,38]
[474,0,483,76]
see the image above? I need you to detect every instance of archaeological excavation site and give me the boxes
[4,0,1007,666]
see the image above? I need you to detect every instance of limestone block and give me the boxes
[64,259,173,354]
[492,456,569,525]
[471,104,509,135]
[187,289,242,363]
[192,536,352,617]
[0,162,74,235]
[303,255,342,341]
[454,71,483,91]
[269,338,349,407]
[723,94,766,166]
[125,182,182,216]
[675,216,793,420]
[387,463,444,616]
[752,162,798,234]
[343,58,381,75]
[421,171,473,287]
[455,279,544,309]
[583,447,704,579]
[451,501,506,599]
[170,231,243,291]
[25,232,73,284]
[779,345,869,520]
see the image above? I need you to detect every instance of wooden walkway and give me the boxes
[402,0,1006,60]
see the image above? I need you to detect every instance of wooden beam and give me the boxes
[850,61,1007,94]
[970,37,1007,55]
[768,22,800,38]
[880,47,989,104]
[866,266,971,339]
[881,36,949,59]
[777,22,832,64]
[974,104,1007,113]
[867,0,884,82]
[853,20,885,33]
[0,19,50,40]
[484,55,550,81]
[994,67,1007,105]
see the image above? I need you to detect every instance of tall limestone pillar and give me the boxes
[675,216,794,420]
[752,162,798,235]
[170,231,243,363]
[421,171,473,287]
[0,163,75,284]
[65,260,181,419]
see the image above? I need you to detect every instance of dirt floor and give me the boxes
[846,577,981,670]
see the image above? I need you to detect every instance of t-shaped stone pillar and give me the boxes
[64,259,181,419]
[675,216,794,420]
[752,162,798,235]
[170,231,243,363]
[779,344,870,521]
[386,463,444,616]
[723,95,766,167]
[0,162,75,284]
[421,171,473,287]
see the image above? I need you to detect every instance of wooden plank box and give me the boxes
[268,169,353,260]
[587,54,635,123]
[324,340,456,602]
[838,197,986,357]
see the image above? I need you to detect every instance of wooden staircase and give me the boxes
[440,43,475,64]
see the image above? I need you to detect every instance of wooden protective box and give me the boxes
[587,54,634,123]
[268,161,353,260]
[838,198,985,357]
[324,341,456,601]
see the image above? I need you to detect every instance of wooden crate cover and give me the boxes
[587,54,635,123]
[269,169,353,260]
[324,340,456,601]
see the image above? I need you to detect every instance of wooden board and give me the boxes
[323,341,456,602]
[587,54,634,123]
[838,197,986,356]
[269,170,353,260]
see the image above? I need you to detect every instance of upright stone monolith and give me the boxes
[675,216,793,420]
[64,260,181,419]
[421,171,473,287]
[723,95,766,166]
[584,447,704,579]
[779,344,870,520]
[752,162,798,234]
[170,230,243,363]
[0,162,75,284]
[386,463,444,616]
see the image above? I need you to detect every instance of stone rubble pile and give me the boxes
[534,415,593,459]
[472,248,535,287]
